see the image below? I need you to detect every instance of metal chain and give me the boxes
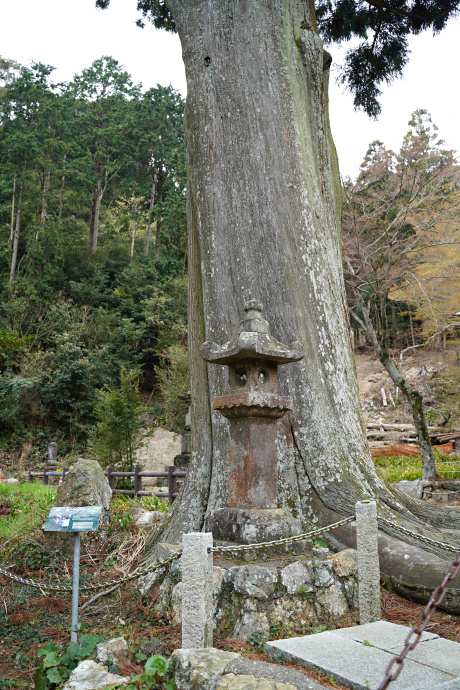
[378,516,459,554]
[378,548,460,690]
[0,550,182,596]
[209,516,355,554]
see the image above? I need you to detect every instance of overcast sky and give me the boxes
[1,0,459,179]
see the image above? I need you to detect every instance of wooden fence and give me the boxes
[28,465,186,503]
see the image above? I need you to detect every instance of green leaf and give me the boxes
[43,651,61,668]
[33,667,47,690]
[145,654,169,677]
[46,667,64,684]
[135,652,147,662]
[37,642,57,658]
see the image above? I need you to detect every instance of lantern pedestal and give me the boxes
[201,299,305,546]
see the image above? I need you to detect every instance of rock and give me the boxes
[225,565,278,600]
[327,549,358,578]
[135,509,163,526]
[225,658,325,689]
[280,561,311,594]
[215,673,296,689]
[213,566,226,598]
[5,477,19,484]
[96,636,128,665]
[270,597,319,628]
[136,428,181,485]
[313,562,334,588]
[171,582,183,624]
[61,660,130,689]
[170,648,240,689]
[233,608,270,641]
[55,459,112,525]
[316,583,348,617]
[392,479,426,500]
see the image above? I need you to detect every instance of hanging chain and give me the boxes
[209,516,355,553]
[0,550,181,596]
[377,516,459,554]
[378,548,460,690]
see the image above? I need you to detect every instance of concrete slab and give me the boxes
[437,680,460,689]
[394,637,460,677]
[331,620,438,653]
[266,632,454,690]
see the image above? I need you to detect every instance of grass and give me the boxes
[0,482,56,545]
[374,452,460,482]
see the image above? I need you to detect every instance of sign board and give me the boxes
[44,506,102,532]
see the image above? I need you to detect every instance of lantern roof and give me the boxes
[200,300,305,365]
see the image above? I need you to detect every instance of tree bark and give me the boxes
[154,217,162,260]
[9,183,23,283]
[9,177,16,250]
[89,175,106,252]
[130,198,138,259]
[146,0,460,586]
[58,155,67,225]
[144,174,156,256]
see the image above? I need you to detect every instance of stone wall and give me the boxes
[146,545,358,643]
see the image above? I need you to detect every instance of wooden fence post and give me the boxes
[107,467,114,491]
[134,465,142,497]
[43,468,48,485]
[168,465,177,502]
[28,470,34,482]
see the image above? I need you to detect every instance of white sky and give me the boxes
[1,0,459,179]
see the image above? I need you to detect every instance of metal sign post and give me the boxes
[43,506,102,642]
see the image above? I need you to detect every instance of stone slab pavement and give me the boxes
[266,620,460,689]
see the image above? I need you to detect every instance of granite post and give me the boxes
[355,500,381,624]
[181,532,213,649]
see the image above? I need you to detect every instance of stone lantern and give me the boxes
[201,299,305,544]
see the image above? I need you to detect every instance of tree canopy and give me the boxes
[96,0,460,116]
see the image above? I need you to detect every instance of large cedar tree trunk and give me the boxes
[147,0,460,604]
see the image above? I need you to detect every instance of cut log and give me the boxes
[370,442,453,458]
[367,423,416,432]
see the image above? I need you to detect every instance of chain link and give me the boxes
[0,550,182,596]
[378,548,460,690]
[209,516,355,554]
[377,516,459,554]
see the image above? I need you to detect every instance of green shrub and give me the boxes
[88,368,144,473]
[154,344,189,433]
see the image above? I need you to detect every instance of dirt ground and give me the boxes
[355,345,460,431]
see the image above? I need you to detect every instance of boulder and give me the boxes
[170,648,240,689]
[280,561,311,594]
[61,660,129,689]
[55,459,112,524]
[170,649,326,689]
[96,636,128,665]
[224,565,278,600]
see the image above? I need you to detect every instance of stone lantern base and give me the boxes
[205,507,302,545]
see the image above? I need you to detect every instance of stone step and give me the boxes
[266,621,460,690]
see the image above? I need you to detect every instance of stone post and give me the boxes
[355,500,381,624]
[181,532,213,649]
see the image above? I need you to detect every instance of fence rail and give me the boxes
[27,464,186,503]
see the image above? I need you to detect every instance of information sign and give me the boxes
[44,506,102,532]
